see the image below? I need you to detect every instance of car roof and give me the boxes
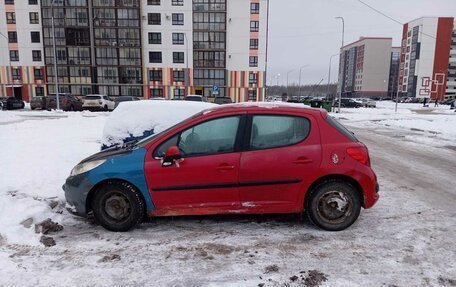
[203,102,327,118]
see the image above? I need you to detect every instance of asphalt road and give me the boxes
[348,124,456,212]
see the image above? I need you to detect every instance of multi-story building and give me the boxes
[399,17,455,100]
[0,0,268,102]
[337,37,393,98]
[0,0,46,102]
[388,47,401,99]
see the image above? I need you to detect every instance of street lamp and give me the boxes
[184,32,190,97]
[286,69,295,98]
[335,16,345,113]
[327,53,339,102]
[51,0,60,110]
[0,32,15,99]
[298,65,309,98]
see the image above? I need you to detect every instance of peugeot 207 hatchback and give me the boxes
[63,103,379,232]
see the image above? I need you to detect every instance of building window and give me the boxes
[172,13,184,25]
[10,50,19,62]
[34,68,43,80]
[149,70,162,81]
[29,0,38,4]
[173,52,185,64]
[6,12,15,24]
[32,50,42,61]
[174,88,185,99]
[250,3,260,14]
[8,31,17,43]
[248,90,257,101]
[148,13,161,25]
[149,51,162,63]
[147,0,160,4]
[5,0,14,4]
[249,72,258,84]
[172,0,183,6]
[11,68,20,80]
[148,32,161,44]
[249,56,258,67]
[150,88,163,98]
[172,33,185,45]
[250,39,259,50]
[29,12,39,24]
[35,87,44,97]
[194,51,225,68]
[173,70,185,82]
[31,31,40,43]
[250,21,259,32]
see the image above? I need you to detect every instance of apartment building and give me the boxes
[399,17,456,100]
[337,37,393,98]
[0,0,268,102]
[0,0,45,102]
[388,47,401,99]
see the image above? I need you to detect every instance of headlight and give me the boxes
[70,159,106,177]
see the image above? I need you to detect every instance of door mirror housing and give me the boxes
[162,146,181,167]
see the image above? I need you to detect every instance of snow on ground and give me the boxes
[331,101,456,145]
[0,103,455,286]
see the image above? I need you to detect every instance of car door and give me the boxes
[238,112,322,212]
[144,114,246,214]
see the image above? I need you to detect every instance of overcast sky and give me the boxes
[267,0,456,86]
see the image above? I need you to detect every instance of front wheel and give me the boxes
[306,180,361,231]
[91,181,145,232]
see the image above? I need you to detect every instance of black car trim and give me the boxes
[152,179,302,191]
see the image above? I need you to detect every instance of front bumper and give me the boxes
[62,174,95,217]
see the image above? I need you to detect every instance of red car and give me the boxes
[64,103,379,232]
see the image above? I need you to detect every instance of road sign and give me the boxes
[212,85,219,95]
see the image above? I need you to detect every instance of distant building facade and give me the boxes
[0,0,46,102]
[337,37,394,98]
[399,17,456,100]
[388,47,401,99]
[0,0,268,102]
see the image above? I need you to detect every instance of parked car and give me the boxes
[114,96,140,108]
[185,95,207,102]
[362,98,376,108]
[46,94,83,111]
[334,98,362,108]
[83,95,115,111]
[441,98,455,105]
[451,99,456,109]
[214,97,233,105]
[0,96,24,110]
[30,96,46,110]
[64,103,379,232]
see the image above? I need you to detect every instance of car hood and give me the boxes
[80,146,135,164]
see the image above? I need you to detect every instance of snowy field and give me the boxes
[0,102,455,286]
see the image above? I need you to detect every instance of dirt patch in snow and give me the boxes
[35,219,63,235]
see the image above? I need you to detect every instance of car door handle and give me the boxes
[293,157,313,164]
[216,164,235,171]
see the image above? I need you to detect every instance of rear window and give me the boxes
[250,115,310,150]
[326,116,358,142]
[85,96,101,100]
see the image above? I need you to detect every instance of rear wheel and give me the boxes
[103,105,108,111]
[306,180,361,231]
[91,181,145,232]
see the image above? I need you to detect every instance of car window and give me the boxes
[154,116,240,158]
[250,115,310,150]
[85,96,101,100]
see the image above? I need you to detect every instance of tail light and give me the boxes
[346,146,370,166]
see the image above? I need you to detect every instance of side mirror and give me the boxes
[162,146,181,167]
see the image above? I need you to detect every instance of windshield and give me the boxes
[185,96,202,102]
[85,95,101,100]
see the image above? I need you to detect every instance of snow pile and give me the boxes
[0,112,107,245]
[101,101,216,147]
[0,111,19,124]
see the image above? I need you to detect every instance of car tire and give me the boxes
[91,181,145,232]
[305,180,361,231]
[104,105,108,111]
[69,105,74,111]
